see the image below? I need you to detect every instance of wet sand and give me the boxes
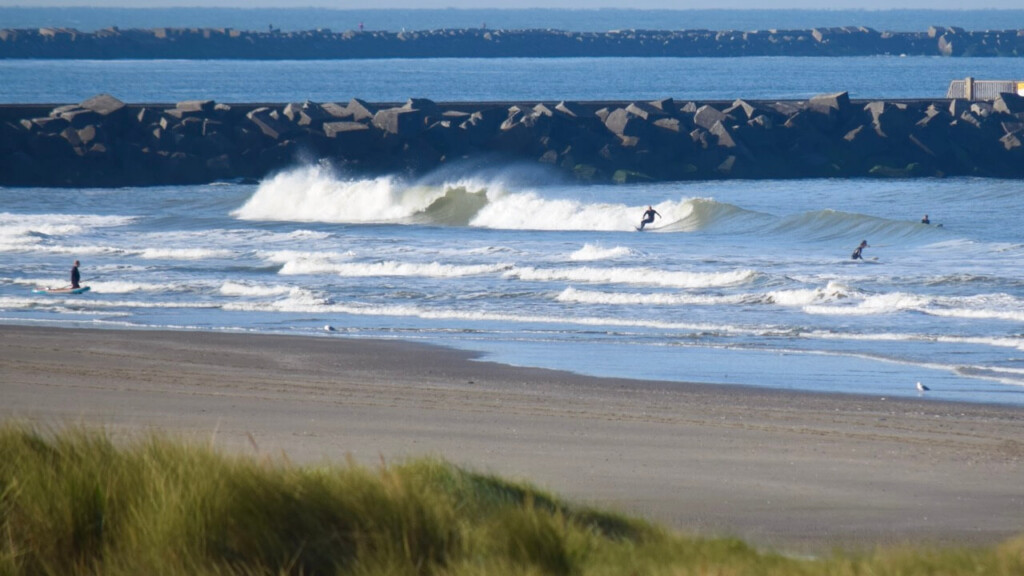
[2,324,1022,553]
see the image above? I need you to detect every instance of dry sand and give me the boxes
[2,324,1022,554]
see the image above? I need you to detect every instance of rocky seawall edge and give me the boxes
[3,92,1024,187]
[1,26,1023,58]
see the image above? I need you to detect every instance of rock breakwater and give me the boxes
[3,92,1024,187]
[2,26,1024,59]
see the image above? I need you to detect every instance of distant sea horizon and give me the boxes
[3,7,1024,34]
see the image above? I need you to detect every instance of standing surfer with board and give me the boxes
[32,259,91,294]
[638,206,661,231]
[71,259,81,289]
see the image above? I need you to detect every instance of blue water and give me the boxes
[3,8,1024,34]
[3,171,1023,407]
[5,56,1024,104]
[2,9,1024,407]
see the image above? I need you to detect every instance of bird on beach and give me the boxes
[916,381,929,392]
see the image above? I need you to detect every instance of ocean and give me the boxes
[2,9,1023,407]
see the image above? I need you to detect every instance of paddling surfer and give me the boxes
[70,260,81,289]
[851,240,869,260]
[638,206,661,230]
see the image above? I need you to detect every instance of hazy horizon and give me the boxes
[1,2,1022,10]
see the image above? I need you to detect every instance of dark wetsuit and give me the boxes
[71,265,80,288]
[851,245,866,260]
[639,209,660,230]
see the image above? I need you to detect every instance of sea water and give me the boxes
[2,168,1023,406]
[2,11,1023,407]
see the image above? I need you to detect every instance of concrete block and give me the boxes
[372,107,424,135]
[693,105,728,130]
[80,93,126,117]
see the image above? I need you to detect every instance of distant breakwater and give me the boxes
[2,26,1024,59]
[3,92,1024,187]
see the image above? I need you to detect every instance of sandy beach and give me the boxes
[2,324,1022,554]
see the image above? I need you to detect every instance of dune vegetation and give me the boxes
[0,424,1021,575]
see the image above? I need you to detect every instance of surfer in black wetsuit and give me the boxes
[851,240,868,260]
[70,260,80,288]
[639,206,661,230]
[921,214,930,224]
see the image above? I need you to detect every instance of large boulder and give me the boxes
[176,100,216,113]
[372,106,424,135]
[321,102,352,119]
[403,97,440,120]
[459,107,506,145]
[993,92,1024,117]
[603,107,650,137]
[323,121,370,138]
[284,101,331,128]
[554,100,588,118]
[57,108,101,129]
[864,101,911,138]
[693,105,729,130]
[246,107,297,140]
[345,98,376,122]
[79,93,126,117]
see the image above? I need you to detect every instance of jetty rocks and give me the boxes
[4,92,1024,187]
[1,26,1024,58]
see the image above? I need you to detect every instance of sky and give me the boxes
[0,1,1022,9]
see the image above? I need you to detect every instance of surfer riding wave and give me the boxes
[638,206,661,231]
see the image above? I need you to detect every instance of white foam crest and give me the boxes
[219,281,297,297]
[29,244,125,256]
[278,259,347,276]
[234,165,449,223]
[260,247,356,276]
[557,281,850,307]
[0,214,129,254]
[804,292,932,316]
[472,195,693,231]
[569,243,633,261]
[0,296,38,309]
[765,281,852,307]
[80,280,169,293]
[557,287,744,306]
[288,229,332,240]
[926,307,1024,323]
[264,248,356,275]
[333,261,512,278]
[262,249,355,263]
[508,265,756,288]
[138,247,236,260]
[225,288,331,310]
[0,212,133,238]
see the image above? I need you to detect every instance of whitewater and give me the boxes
[0,161,1019,403]
[2,162,1022,406]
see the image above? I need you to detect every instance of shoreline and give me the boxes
[2,324,1022,553]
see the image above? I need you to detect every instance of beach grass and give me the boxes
[1,424,1022,575]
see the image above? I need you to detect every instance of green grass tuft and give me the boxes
[1,424,1021,575]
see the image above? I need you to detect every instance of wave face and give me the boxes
[3,171,1024,406]
[232,165,832,235]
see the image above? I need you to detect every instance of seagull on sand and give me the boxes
[916,381,929,392]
